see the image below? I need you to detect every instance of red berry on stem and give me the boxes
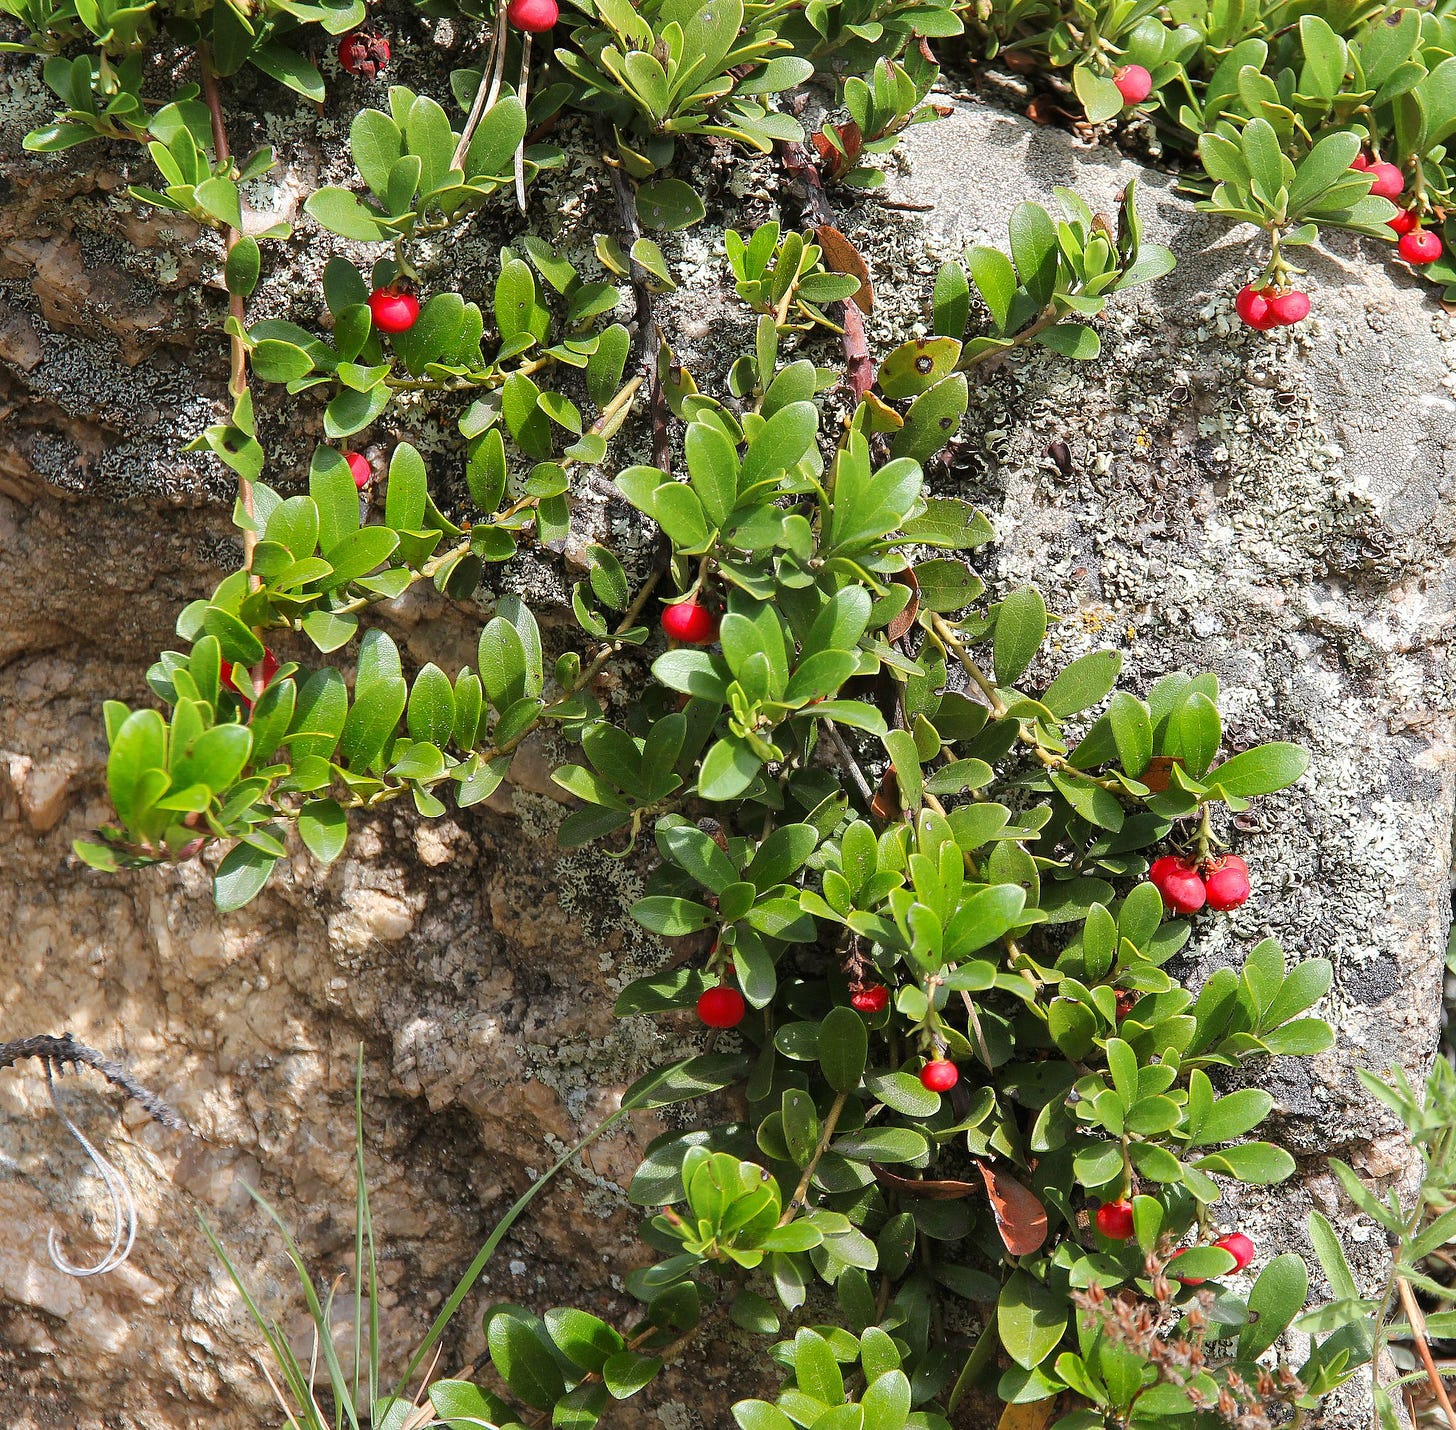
[346,452,372,489]
[1234,284,1277,332]
[1095,1199,1135,1241]
[1367,162,1404,200]
[697,985,745,1028]
[1400,229,1443,265]
[661,599,718,645]
[1266,289,1310,326]
[1389,208,1418,236]
[850,985,889,1013]
[507,0,558,31]
[919,1059,958,1093]
[1149,855,1206,915]
[1113,65,1153,106]
[368,288,420,333]
[1214,1232,1256,1272]
[1203,853,1250,911]
[1169,1248,1205,1286]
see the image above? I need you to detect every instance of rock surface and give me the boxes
[0,31,1451,1428]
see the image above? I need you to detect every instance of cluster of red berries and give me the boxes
[1113,65,1152,108]
[1236,155,1444,330]
[1350,155,1444,266]
[661,598,719,645]
[1233,283,1310,331]
[1093,1201,1256,1281]
[1148,852,1249,916]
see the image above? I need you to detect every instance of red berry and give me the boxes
[1114,989,1137,1023]
[1266,289,1310,326]
[1389,207,1418,236]
[507,0,558,31]
[1351,154,1372,172]
[368,288,420,333]
[1203,853,1250,911]
[1367,162,1404,200]
[661,599,718,645]
[337,31,389,78]
[1233,284,1278,332]
[1400,229,1443,265]
[1169,1247,1205,1286]
[1148,855,1206,916]
[221,650,280,711]
[696,985,745,1028]
[850,985,889,1014]
[1113,65,1153,106]
[1214,1232,1255,1272]
[919,1059,958,1093]
[346,452,372,489]
[1095,1199,1135,1241]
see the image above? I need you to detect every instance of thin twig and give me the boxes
[780,1090,849,1222]
[775,141,876,400]
[1398,1276,1456,1429]
[0,1033,189,1132]
[596,125,670,472]
[197,43,256,573]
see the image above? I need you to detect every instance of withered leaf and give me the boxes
[816,223,873,313]
[977,1162,1048,1256]
[886,566,921,643]
[871,1164,978,1200]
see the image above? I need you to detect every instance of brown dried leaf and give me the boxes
[816,223,873,313]
[977,1162,1048,1256]
[871,1164,978,1200]
[998,1399,1057,1430]
[1139,755,1183,793]
[886,567,921,643]
[870,766,901,822]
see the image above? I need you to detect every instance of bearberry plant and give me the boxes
[3,0,1436,1423]
[970,0,1456,320]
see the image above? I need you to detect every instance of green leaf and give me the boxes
[487,1309,566,1411]
[1238,1254,1308,1360]
[298,798,348,863]
[249,41,325,102]
[1208,743,1309,796]
[305,186,389,241]
[819,1006,867,1092]
[407,664,456,746]
[1043,651,1122,718]
[998,1270,1067,1369]
[1034,323,1100,360]
[225,236,261,298]
[993,586,1047,686]
[637,178,706,231]
[214,841,278,910]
